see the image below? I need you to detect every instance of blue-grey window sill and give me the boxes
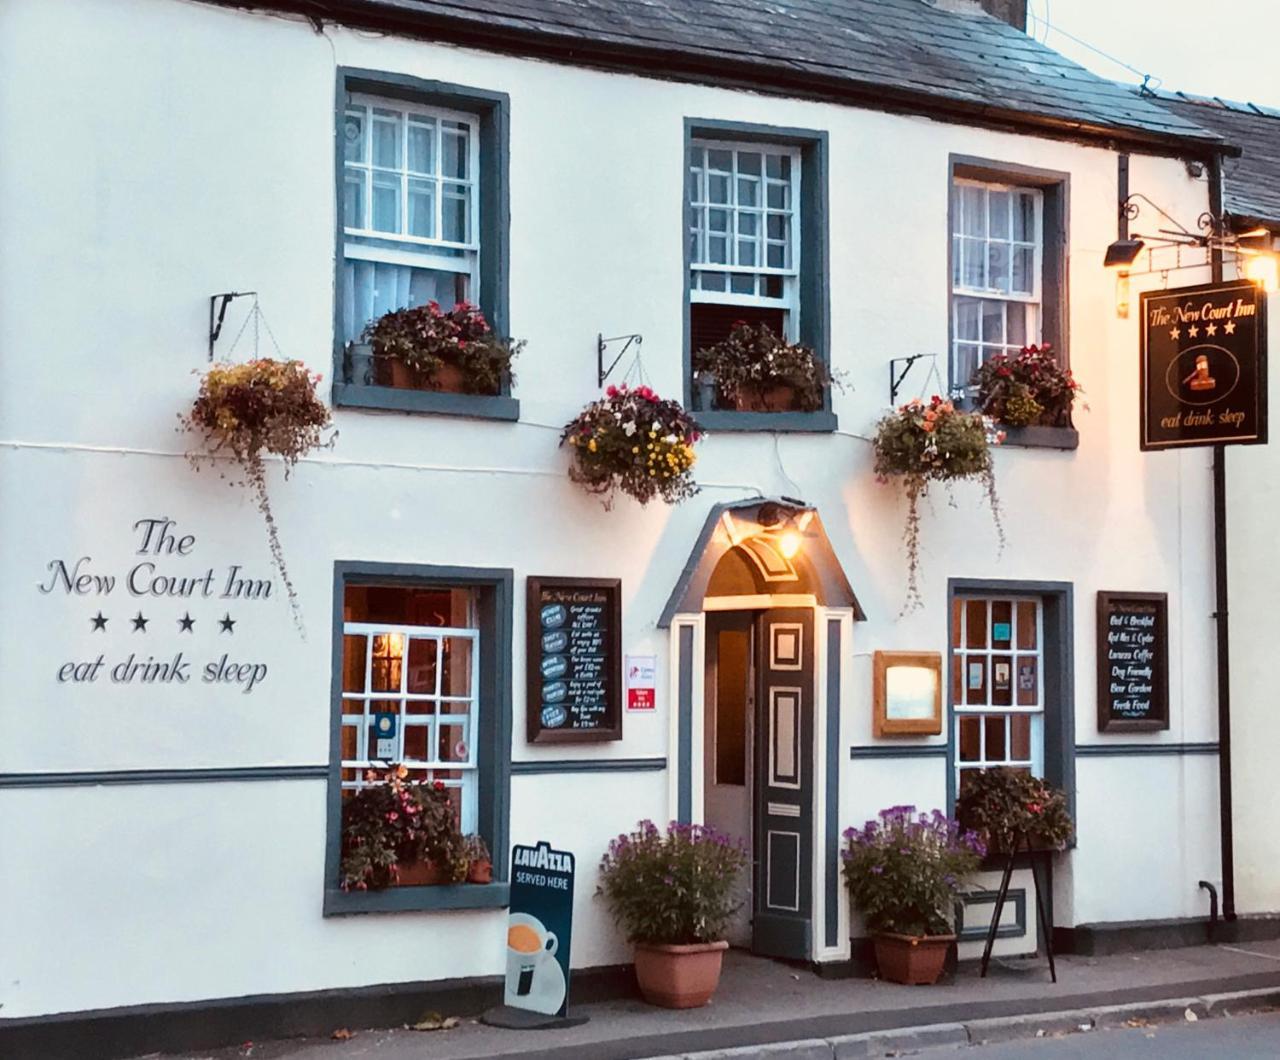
[324,881,510,916]
[998,425,1078,451]
[333,383,520,422]
[693,410,837,433]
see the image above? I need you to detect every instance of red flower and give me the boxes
[433,780,445,791]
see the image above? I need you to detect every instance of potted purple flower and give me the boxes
[597,820,747,1008]
[842,806,985,985]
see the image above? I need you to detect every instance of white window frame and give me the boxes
[951,179,1043,388]
[689,139,802,337]
[341,619,481,836]
[953,596,1046,793]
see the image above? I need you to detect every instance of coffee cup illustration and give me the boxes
[505,913,558,999]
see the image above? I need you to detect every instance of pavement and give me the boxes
[164,939,1280,1060]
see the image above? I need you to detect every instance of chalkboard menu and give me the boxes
[526,577,622,743]
[1096,591,1169,732]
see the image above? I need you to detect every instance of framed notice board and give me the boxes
[526,576,622,743]
[1096,591,1169,732]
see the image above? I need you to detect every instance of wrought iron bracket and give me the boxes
[597,332,643,387]
[208,291,257,360]
[889,353,931,405]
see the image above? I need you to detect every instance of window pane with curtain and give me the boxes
[341,584,480,837]
[952,596,1045,799]
[342,96,479,349]
[951,180,1042,391]
[688,140,803,407]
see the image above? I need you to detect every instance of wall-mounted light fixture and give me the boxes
[757,499,813,559]
[1104,238,1145,269]
[1243,250,1279,293]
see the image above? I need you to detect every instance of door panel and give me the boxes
[753,608,814,959]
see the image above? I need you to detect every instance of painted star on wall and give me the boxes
[132,612,149,632]
[90,612,108,632]
[178,613,196,632]
[219,613,236,634]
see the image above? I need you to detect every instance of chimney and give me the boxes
[976,0,1027,30]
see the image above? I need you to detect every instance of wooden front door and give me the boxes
[751,607,814,959]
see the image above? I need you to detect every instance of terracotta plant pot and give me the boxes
[633,940,729,1008]
[386,356,469,393]
[467,858,493,884]
[873,932,954,985]
[734,383,797,412]
[394,860,448,887]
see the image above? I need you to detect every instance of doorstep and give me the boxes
[129,938,1280,1060]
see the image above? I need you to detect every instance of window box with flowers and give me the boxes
[692,322,834,415]
[970,344,1081,451]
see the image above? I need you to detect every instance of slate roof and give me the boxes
[1152,90,1280,228]
[237,0,1225,153]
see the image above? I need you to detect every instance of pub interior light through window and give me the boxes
[342,95,480,345]
[952,596,1045,795]
[341,584,480,835]
[951,180,1043,389]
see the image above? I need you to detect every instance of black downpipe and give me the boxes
[1208,154,1237,923]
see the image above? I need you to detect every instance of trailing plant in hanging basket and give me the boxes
[970,344,1083,428]
[954,768,1074,854]
[562,384,702,508]
[692,321,834,411]
[182,358,333,633]
[873,396,1004,612]
[363,300,522,394]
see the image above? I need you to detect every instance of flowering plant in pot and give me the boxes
[339,765,467,891]
[182,358,333,633]
[693,321,833,411]
[842,807,985,985]
[597,820,747,1008]
[954,769,1074,855]
[361,300,523,394]
[873,396,1004,612]
[969,344,1082,428]
[562,384,702,508]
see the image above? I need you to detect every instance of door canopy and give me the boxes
[659,497,864,627]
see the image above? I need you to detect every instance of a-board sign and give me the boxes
[1140,279,1267,450]
[1096,591,1169,732]
[526,577,622,743]
[505,841,575,1017]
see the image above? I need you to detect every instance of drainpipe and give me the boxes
[1208,152,1237,923]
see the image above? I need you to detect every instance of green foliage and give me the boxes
[597,820,748,945]
[970,344,1081,428]
[873,396,1004,612]
[693,321,833,411]
[562,384,702,507]
[182,358,333,633]
[364,300,522,394]
[842,807,985,937]
[955,768,1075,853]
[339,765,467,891]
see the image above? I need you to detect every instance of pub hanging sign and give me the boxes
[1141,279,1267,450]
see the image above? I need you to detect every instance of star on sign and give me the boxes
[178,612,196,632]
[1169,327,1181,340]
[90,611,108,632]
[219,613,236,634]
[1187,325,1200,338]
[131,612,149,632]
[1225,320,1237,334]
[1205,323,1218,336]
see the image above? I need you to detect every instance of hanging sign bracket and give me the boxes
[597,333,643,387]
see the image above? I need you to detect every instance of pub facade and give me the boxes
[0,0,1255,1042]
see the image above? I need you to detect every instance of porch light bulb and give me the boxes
[1244,252,1279,293]
[779,529,802,559]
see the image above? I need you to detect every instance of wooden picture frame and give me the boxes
[873,651,943,736]
[1096,591,1169,733]
[526,576,622,744]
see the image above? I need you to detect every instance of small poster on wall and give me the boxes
[526,577,622,743]
[625,654,656,711]
[1096,591,1169,732]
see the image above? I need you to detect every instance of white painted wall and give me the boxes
[0,0,1224,1018]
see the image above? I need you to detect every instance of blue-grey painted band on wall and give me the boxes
[511,758,667,775]
[848,745,948,759]
[678,625,695,824]
[825,618,841,949]
[0,766,327,788]
[1075,742,1219,757]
